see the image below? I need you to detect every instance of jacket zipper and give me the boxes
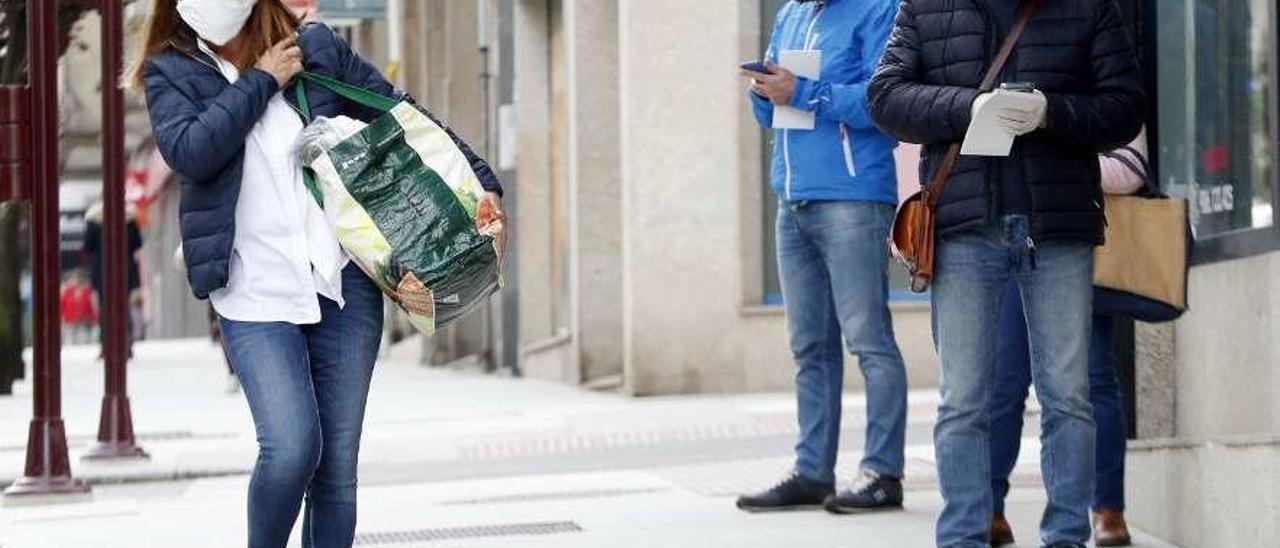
[839,123,856,178]
[178,43,306,120]
[176,47,221,74]
[976,1,1043,260]
[784,2,825,201]
[803,2,824,50]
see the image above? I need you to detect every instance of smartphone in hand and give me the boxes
[999,82,1037,93]
[740,60,773,74]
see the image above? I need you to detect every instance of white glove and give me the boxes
[973,90,1048,137]
[989,89,1047,136]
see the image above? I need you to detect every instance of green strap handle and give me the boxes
[294,71,400,123]
[293,71,402,206]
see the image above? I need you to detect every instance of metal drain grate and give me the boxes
[354,521,582,545]
[439,487,667,506]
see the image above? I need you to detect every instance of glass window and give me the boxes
[760,0,787,305]
[1157,0,1276,239]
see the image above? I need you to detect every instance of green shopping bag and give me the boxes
[294,71,501,335]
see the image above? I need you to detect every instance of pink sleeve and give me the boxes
[1099,126,1148,195]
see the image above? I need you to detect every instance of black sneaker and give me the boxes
[735,472,834,513]
[823,469,904,514]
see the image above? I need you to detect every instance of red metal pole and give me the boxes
[85,0,147,461]
[4,0,90,498]
[0,88,27,200]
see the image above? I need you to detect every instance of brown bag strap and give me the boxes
[924,0,1044,209]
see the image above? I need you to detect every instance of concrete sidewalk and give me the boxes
[0,338,1178,547]
[0,472,1179,548]
[0,338,948,487]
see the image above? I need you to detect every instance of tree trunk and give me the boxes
[0,200,23,395]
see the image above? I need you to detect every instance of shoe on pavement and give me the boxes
[735,472,834,513]
[823,469,903,514]
[1092,509,1133,546]
[990,512,1015,546]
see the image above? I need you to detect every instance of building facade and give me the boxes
[499,0,940,394]
[1125,0,1280,545]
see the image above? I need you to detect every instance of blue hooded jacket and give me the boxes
[751,0,900,204]
[144,22,501,300]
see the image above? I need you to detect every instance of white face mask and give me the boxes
[177,0,256,47]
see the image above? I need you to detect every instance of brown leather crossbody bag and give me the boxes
[891,0,1043,292]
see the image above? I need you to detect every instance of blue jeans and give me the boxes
[932,215,1095,547]
[990,283,1127,513]
[777,200,908,483]
[219,264,384,548]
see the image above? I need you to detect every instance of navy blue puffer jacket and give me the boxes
[868,0,1143,245]
[144,22,502,299]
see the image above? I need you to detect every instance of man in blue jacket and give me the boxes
[736,0,907,515]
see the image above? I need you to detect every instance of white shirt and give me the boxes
[202,42,349,324]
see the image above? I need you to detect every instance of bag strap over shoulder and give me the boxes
[293,71,400,124]
[924,0,1044,209]
[292,71,401,207]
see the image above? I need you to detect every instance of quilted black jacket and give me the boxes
[145,22,501,299]
[868,0,1144,244]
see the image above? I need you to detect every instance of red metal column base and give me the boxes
[83,442,149,460]
[3,475,90,497]
[4,419,90,497]
[82,395,149,461]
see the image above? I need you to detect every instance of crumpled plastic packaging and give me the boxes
[294,115,369,167]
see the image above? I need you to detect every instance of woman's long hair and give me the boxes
[126,0,300,93]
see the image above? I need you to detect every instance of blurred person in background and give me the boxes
[987,128,1150,547]
[736,0,909,515]
[83,201,144,357]
[869,0,1144,545]
[59,270,97,344]
[20,271,32,344]
[131,1,502,546]
[129,290,148,342]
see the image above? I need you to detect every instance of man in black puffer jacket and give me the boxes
[868,1,1143,547]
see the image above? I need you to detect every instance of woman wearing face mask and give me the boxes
[128,1,504,547]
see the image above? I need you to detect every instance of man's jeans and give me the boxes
[990,282,1127,513]
[932,215,1095,547]
[777,200,908,483]
[219,264,384,548]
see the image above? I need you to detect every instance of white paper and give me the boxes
[772,50,822,130]
[961,89,1043,157]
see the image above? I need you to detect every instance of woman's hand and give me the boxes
[476,192,508,259]
[255,36,304,88]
